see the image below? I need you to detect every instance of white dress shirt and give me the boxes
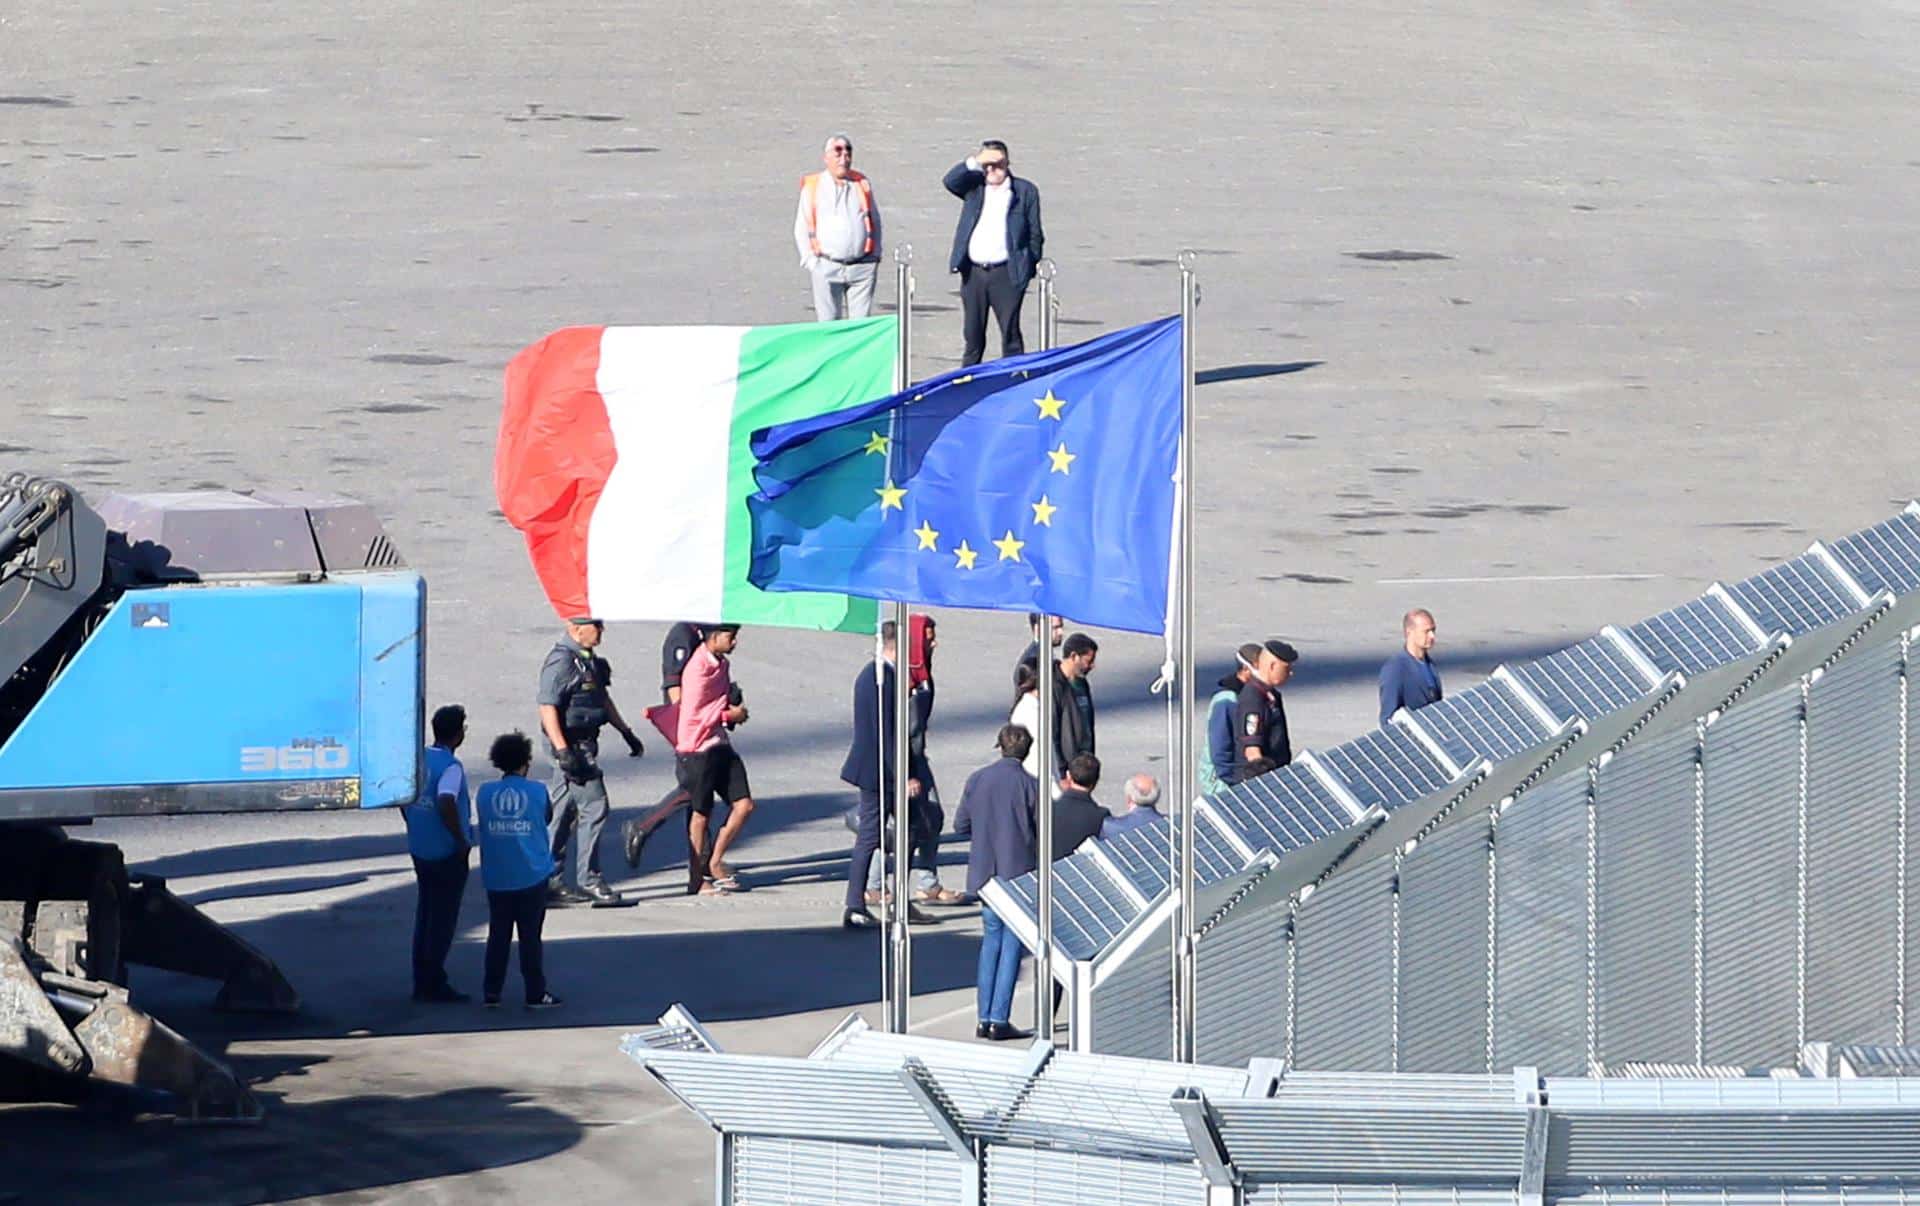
[966,177,1014,266]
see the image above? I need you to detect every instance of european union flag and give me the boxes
[746,316,1182,635]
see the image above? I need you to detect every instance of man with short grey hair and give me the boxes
[794,134,882,321]
[1101,773,1162,839]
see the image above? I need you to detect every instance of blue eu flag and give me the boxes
[746,316,1182,635]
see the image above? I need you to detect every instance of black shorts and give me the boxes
[676,746,751,815]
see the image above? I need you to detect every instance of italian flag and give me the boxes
[495,317,894,632]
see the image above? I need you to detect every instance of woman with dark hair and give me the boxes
[1009,660,1042,779]
[474,731,561,1010]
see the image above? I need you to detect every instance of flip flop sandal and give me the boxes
[705,876,741,893]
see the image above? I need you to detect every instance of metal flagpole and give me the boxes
[1033,259,1058,1039]
[883,246,915,1033]
[1174,251,1199,1062]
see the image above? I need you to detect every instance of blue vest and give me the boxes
[476,776,556,892]
[404,745,471,861]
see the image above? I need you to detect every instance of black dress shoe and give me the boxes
[976,1021,991,1039]
[621,818,647,869]
[547,884,592,906]
[843,907,881,929]
[906,903,939,927]
[582,879,625,907]
[415,984,471,1004]
[984,1022,1034,1042]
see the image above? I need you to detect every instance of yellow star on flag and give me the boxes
[953,540,979,570]
[1047,442,1076,474]
[862,431,890,456]
[1034,388,1066,420]
[1030,495,1058,526]
[876,480,907,511]
[913,520,939,550]
[993,530,1026,562]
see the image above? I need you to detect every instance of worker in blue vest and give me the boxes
[404,704,473,1003]
[475,731,562,1009]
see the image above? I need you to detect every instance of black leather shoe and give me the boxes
[976,1021,991,1039]
[984,1022,1034,1042]
[582,879,624,907]
[906,903,939,927]
[843,907,881,930]
[547,884,591,906]
[415,984,470,1004]
[621,818,647,869]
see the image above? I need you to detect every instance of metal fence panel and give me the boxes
[1626,594,1764,677]
[730,1136,965,1206]
[1701,686,1803,1067]
[1806,640,1904,1045]
[1291,855,1396,1070]
[1247,1186,1520,1206]
[1211,1100,1532,1178]
[1831,508,1920,596]
[1909,635,1920,1042]
[1494,772,1594,1074]
[1398,813,1494,1072]
[1546,1108,1920,1180]
[1195,889,1291,1067]
[1406,678,1556,768]
[983,1146,1205,1206]
[1316,726,1454,811]
[1727,554,1866,638]
[1214,763,1357,858]
[1090,923,1174,1061]
[1511,637,1655,726]
[1595,725,1701,1067]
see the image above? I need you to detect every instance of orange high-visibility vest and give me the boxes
[800,170,875,258]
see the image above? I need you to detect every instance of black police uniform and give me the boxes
[1229,678,1291,784]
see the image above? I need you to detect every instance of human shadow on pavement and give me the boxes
[1196,360,1322,384]
[0,1076,583,1205]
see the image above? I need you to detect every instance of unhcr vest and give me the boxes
[404,744,471,860]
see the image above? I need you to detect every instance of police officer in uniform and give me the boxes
[1231,639,1298,785]
[537,616,644,906]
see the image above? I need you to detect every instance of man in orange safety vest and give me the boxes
[793,133,883,321]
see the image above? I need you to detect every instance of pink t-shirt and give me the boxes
[675,644,732,754]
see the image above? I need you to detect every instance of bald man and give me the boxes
[1379,608,1443,724]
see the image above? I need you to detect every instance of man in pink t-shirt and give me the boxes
[673,625,753,895]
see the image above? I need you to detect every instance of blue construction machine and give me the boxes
[0,473,423,1120]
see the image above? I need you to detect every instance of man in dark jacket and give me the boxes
[840,622,937,930]
[954,724,1040,1040]
[944,140,1044,366]
[1051,754,1110,860]
[1378,608,1442,724]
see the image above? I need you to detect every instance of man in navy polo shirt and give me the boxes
[1378,609,1443,725]
[404,704,473,1003]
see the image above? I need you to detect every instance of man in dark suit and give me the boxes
[840,621,937,929]
[954,724,1040,1040]
[943,140,1045,366]
[1051,754,1110,861]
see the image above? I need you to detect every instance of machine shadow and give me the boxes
[0,1078,583,1205]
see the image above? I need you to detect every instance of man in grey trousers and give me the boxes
[794,133,882,321]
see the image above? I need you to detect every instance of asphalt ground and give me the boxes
[5,0,1920,1200]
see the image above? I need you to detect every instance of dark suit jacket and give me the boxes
[1050,789,1110,861]
[953,756,1039,894]
[943,161,1045,291]
[840,659,930,794]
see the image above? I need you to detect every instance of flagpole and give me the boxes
[1032,258,1059,1040]
[883,245,915,1033]
[1173,252,1199,1062]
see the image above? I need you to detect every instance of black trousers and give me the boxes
[411,851,468,994]
[483,883,548,1001]
[960,262,1026,366]
[844,785,892,909]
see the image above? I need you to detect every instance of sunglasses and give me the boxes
[980,159,1009,172]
